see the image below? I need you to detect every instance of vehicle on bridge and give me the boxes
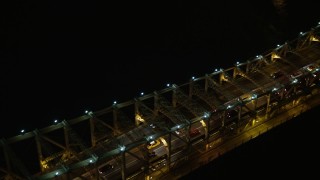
[147,139,161,150]
[148,151,156,158]
[306,65,316,72]
[98,163,114,176]
[189,128,200,138]
[290,70,303,79]
[149,154,168,171]
[271,70,284,79]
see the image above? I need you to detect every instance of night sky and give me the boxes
[2,0,320,178]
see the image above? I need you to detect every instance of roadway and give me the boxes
[157,88,320,180]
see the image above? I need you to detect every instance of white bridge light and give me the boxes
[120,145,126,152]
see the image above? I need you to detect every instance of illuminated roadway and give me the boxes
[159,91,320,179]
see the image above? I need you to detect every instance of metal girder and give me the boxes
[206,75,234,100]
[135,99,168,130]
[0,168,25,180]
[93,116,121,135]
[8,24,320,180]
[278,54,301,71]
[114,109,136,134]
[277,42,291,57]
[236,68,265,92]
[63,121,89,155]
[126,151,147,165]
[122,128,151,162]
[192,83,220,109]
[240,100,256,115]
[40,135,66,151]
[296,30,318,48]
[289,49,315,66]
[37,133,80,171]
[156,94,189,125]
[135,100,154,119]
[0,139,31,179]
[268,61,292,79]
[245,57,269,73]
[310,34,320,43]
[255,69,277,82]
[223,75,250,95]
[174,87,208,117]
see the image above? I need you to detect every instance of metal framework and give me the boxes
[1,23,320,180]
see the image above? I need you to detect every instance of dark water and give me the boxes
[1,0,320,177]
[2,0,319,138]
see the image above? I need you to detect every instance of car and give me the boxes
[290,70,303,79]
[149,154,167,164]
[148,151,156,158]
[149,123,156,129]
[98,163,114,175]
[306,65,316,72]
[147,140,161,150]
[270,71,283,79]
[189,129,200,137]
[304,64,317,72]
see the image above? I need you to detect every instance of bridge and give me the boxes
[1,22,320,180]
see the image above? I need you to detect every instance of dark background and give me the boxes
[2,0,320,178]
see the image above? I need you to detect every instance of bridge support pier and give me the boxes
[121,152,126,180]
[167,132,172,171]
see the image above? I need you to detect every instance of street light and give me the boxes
[119,145,126,152]
[85,110,93,116]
